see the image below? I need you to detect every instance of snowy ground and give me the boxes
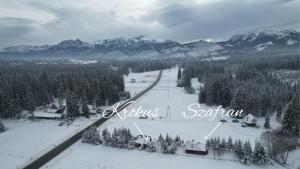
[124,70,159,96]
[0,70,158,169]
[42,68,286,169]
[42,142,284,169]
[0,117,102,169]
[289,148,300,169]
[102,68,280,145]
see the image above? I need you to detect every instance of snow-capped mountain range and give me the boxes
[219,29,299,52]
[0,29,299,59]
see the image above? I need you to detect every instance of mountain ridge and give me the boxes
[1,28,299,59]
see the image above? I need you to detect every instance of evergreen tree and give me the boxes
[264,115,271,129]
[158,134,164,144]
[82,98,90,118]
[82,126,102,145]
[108,85,120,105]
[243,141,252,164]
[146,142,157,152]
[177,67,182,80]
[228,136,233,150]
[282,95,300,137]
[101,128,111,145]
[66,91,79,117]
[234,139,244,161]
[165,134,172,145]
[0,120,5,132]
[221,138,227,149]
[252,141,269,165]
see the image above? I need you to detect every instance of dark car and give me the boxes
[232,119,240,123]
[220,119,227,123]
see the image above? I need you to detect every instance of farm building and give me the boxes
[87,105,97,114]
[135,135,152,148]
[47,104,59,113]
[245,114,257,127]
[184,141,208,155]
[31,111,62,120]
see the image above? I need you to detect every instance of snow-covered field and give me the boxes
[103,68,280,144]
[41,68,285,169]
[0,70,158,169]
[0,117,101,169]
[42,142,283,169]
[124,70,159,96]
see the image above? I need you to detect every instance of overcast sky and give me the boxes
[0,0,299,47]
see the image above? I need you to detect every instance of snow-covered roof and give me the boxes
[245,114,255,119]
[245,114,256,123]
[33,111,62,118]
[47,109,57,113]
[185,141,206,151]
[135,135,151,145]
[88,105,94,110]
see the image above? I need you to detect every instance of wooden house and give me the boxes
[134,135,152,148]
[245,114,257,127]
[184,141,208,155]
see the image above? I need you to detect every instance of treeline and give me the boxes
[0,63,125,118]
[82,127,182,154]
[112,59,173,74]
[206,137,270,165]
[181,55,299,118]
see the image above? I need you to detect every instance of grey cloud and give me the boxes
[0,17,36,47]
[0,0,299,47]
[149,0,300,41]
